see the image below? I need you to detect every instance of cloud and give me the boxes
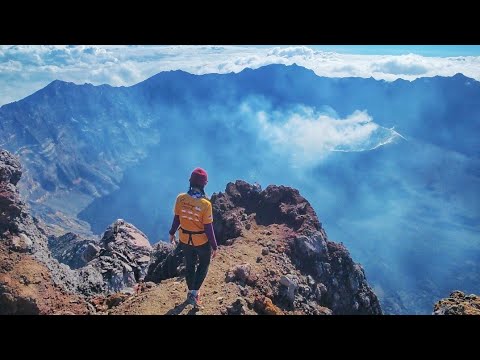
[372,54,429,75]
[268,46,316,58]
[1,45,480,106]
[242,104,403,167]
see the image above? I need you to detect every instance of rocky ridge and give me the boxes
[115,180,382,315]
[1,149,382,315]
[433,291,480,315]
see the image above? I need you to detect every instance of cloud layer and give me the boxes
[1,45,480,106]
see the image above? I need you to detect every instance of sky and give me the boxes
[1,45,480,106]
[254,45,480,57]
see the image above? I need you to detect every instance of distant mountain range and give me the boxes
[1,64,479,314]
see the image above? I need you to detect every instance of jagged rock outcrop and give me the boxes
[48,220,157,295]
[48,233,101,269]
[40,215,182,298]
[212,180,322,244]
[144,242,184,283]
[0,150,26,235]
[0,150,91,314]
[85,219,152,293]
[433,291,480,315]
[210,180,382,315]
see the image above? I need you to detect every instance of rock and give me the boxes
[0,150,22,185]
[263,297,283,315]
[77,266,105,296]
[261,247,269,256]
[280,274,296,287]
[253,296,283,315]
[87,221,154,292]
[53,311,76,315]
[227,297,248,315]
[433,291,480,315]
[48,232,100,269]
[122,263,133,273]
[10,234,33,252]
[246,273,259,286]
[83,243,101,263]
[294,233,327,259]
[105,293,129,308]
[90,293,129,312]
[316,307,333,315]
[357,293,370,307]
[121,287,135,295]
[87,302,96,314]
[144,242,183,283]
[226,263,251,283]
[238,285,249,296]
[315,283,328,301]
[103,219,152,250]
[256,256,262,263]
[280,274,299,303]
[252,182,262,192]
[60,219,157,294]
[0,292,19,314]
[299,284,311,296]
[137,255,151,263]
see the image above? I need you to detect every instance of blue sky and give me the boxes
[309,45,480,57]
[249,45,480,56]
[1,45,479,106]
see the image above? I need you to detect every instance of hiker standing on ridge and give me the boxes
[168,167,218,308]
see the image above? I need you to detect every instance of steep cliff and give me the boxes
[0,150,93,314]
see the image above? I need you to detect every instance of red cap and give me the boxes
[190,167,208,187]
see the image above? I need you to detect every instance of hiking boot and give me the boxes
[192,292,201,308]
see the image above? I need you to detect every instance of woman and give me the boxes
[168,167,218,307]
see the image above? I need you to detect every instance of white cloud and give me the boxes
[0,60,22,71]
[371,54,429,75]
[243,104,404,167]
[0,45,480,106]
[268,46,316,58]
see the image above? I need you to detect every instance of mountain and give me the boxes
[0,64,479,314]
[1,150,381,315]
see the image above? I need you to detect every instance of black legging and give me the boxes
[180,242,211,291]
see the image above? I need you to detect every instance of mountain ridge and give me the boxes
[1,63,478,110]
